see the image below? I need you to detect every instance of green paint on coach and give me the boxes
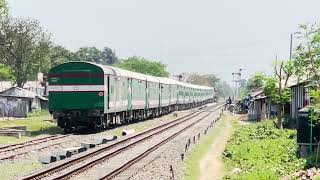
[48,62,105,111]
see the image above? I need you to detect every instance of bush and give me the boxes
[223,120,306,179]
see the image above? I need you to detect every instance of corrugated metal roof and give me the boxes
[285,76,308,87]
[250,89,264,98]
[0,87,37,98]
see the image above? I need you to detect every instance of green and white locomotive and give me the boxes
[48,62,215,133]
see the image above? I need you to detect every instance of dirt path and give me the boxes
[198,115,234,180]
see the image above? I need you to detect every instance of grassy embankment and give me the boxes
[0,110,62,144]
[223,120,306,179]
[184,114,237,180]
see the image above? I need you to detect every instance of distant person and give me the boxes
[244,94,252,109]
[225,97,232,110]
[226,97,232,105]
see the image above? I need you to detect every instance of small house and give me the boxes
[289,81,309,120]
[247,88,273,121]
[0,87,48,118]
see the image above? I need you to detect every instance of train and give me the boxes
[48,62,216,133]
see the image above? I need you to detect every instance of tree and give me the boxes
[50,45,73,67]
[0,0,7,19]
[100,47,118,65]
[264,61,293,129]
[293,23,320,87]
[186,74,220,88]
[0,17,52,87]
[216,81,233,98]
[73,46,119,65]
[118,56,169,77]
[74,47,101,63]
[0,63,14,81]
[247,72,266,90]
[239,79,249,99]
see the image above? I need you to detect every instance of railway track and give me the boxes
[21,103,223,180]
[0,135,71,161]
[0,104,211,162]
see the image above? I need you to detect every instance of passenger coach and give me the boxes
[48,62,215,133]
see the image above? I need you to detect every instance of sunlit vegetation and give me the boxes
[223,121,305,179]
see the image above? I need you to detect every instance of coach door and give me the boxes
[128,78,132,111]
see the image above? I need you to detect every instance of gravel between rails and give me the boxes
[121,108,223,180]
[2,106,204,179]
[69,111,212,180]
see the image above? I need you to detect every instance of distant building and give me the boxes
[247,88,272,121]
[289,81,309,120]
[0,81,47,96]
[0,87,48,118]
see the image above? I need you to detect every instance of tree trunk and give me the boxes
[16,80,24,88]
[276,104,282,129]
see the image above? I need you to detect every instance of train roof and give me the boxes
[51,62,213,90]
[98,64,148,81]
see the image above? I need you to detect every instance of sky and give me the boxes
[7,0,320,83]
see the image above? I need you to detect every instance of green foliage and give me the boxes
[308,89,320,124]
[74,46,101,63]
[223,121,305,179]
[239,89,249,99]
[49,45,73,67]
[247,72,266,90]
[48,46,119,67]
[118,56,169,77]
[310,89,320,106]
[73,46,118,65]
[293,23,320,87]
[100,47,119,65]
[264,77,292,104]
[0,0,7,18]
[0,63,14,81]
[186,74,220,87]
[217,81,233,98]
[0,0,5,9]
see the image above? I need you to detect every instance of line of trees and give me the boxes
[185,73,232,98]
